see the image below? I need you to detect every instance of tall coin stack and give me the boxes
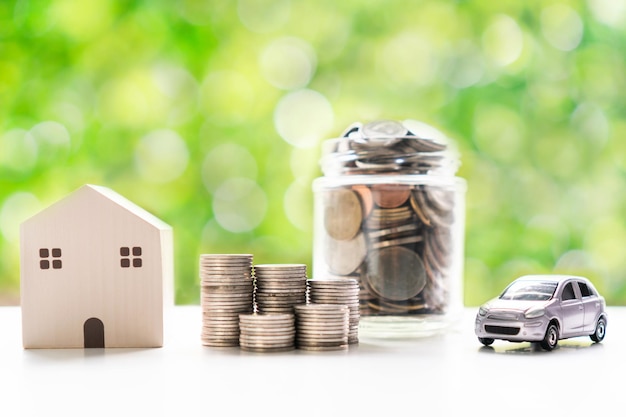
[294,304,350,351]
[200,254,254,347]
[307,278,360,344]
[238,313,296,352]
[253,264,307,314]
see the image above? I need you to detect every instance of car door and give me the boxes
[559,281,585,337]
[578,281,600,332]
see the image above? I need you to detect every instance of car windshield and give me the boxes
[499,281,558,301]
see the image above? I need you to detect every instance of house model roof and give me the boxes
[22,184,171,230]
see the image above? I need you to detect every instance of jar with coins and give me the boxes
[312,120,466,338]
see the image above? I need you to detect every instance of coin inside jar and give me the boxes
[323,232,367,276]
[323,188,362,241]
[352,185,374,219]
[371,184,411,209]
[361,120,408,142]
[364,246,427,302]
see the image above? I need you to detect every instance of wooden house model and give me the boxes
[20,184,173,348]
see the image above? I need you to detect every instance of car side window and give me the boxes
[578,282,592,298]
[561,282,577,301]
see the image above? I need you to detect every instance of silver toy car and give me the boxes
[475,275,607,350]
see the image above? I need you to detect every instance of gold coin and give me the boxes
[323,188,363,241]
[352,185,374,219]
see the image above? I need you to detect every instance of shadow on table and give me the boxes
[478,340,604,355]
[23,347,157,362]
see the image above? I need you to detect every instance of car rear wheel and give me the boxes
[590,317,606,343]
[540,323,558,351]
[478,337,494,346]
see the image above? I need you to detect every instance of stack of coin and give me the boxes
[253,264,307,314]
[293,304,350,351]
[200,254,254,347]
[238,313,296,352]
[307,278,360,344]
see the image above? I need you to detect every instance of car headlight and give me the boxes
[525,308,545,319]
[478,305,489,317]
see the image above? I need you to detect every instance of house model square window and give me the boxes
[120,246,142,268]
[39,248,62,270]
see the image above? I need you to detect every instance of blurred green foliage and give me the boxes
[1,0,625,306]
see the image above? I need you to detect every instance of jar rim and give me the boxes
[318,120,462,177]
[312,174,467,191]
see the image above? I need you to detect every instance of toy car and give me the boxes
[475,275,607,350]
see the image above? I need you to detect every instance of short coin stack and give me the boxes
[307,278,360,344]
[293,304,350,351]
[200,254,254,347]
[254,264,307,314]
[238,313,296,352]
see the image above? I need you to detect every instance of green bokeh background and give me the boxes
[2,0,625,306]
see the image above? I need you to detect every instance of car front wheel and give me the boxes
[540,323,558,351]
[478,337,494,346]
[590,317,606,343]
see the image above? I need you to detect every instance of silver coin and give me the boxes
[361,120,407,141]
[296,344,348,352]
[308,288,359,295]
[257,295,306,302]
[239,333,295,342]
[241,322,296,328]
[422,187,455,212]
[239,313,294,321]
[202,303,253,310]
[254,264,307,271]
[309,292,360,299]
[323,232,366,276]
[307,278,359,286]
[239,335,295,343]
[255,289,306,296]
[294,303,349,312]
[309,290,359,298]
[364,246,427,301]
[308,293,360,300]
[309,299,359,307]
[201,287,254,294]
[239,321,295,329]
[202,341,239,348]
[296,339,348,347]
[200,274,252,280]
[202,290,253,297]
[413,189,454,228]
[255,280,307,287]
[202,314,241,322]
[296,325,349,333]
[366,223,420,239]
[240,345,295,353]
[239,328,295,337]
[296,337,348,345]
[201,297,253,304]
[200,253,253,260]
[370,235,423,250]
[255,309,295,315]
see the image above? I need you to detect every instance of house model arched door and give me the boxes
[84,317,105,348]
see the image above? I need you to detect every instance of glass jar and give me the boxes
[312,120,466,339]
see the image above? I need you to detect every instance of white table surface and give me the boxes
[1,305,623,416]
